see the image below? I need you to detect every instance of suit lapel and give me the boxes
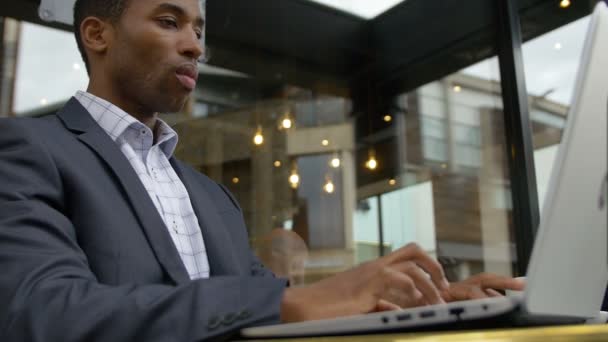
[170,159,242,276]
[56,98,190,285]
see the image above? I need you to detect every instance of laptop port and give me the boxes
[381,316,390,324]
[396,313,412,321]
[419,311,436,318]
[449,307,465,316]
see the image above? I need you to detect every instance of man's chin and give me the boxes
[159,95,190,114]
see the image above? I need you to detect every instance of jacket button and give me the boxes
[238,310,252,320]
[207,316,221,330]
[222,313,237,325]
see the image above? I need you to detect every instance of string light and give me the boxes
[321,139,329,147]
[559,0,571,9]
[453,85,462,93]
[253,125,264,146]
[281,117,293,129]
[232,177,240,184]
[323,178,335,194]
[274,160,282,168]
[330,156,341,168]
[389,179,396,186]
[383,115,392,123]
[280,109,293,130]
[289,173,300,189]
[365,149,378,171]
[289,162,300,189]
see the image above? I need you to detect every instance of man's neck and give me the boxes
[85,85,158,131]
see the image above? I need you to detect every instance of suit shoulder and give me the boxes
[0,115,64,135]
[0,116,71,162]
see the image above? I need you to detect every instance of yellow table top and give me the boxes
[248,324,608,342]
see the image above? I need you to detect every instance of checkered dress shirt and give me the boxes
[75,91,210,280]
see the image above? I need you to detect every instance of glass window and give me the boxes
[353,196,381,264]
[13,22,89,115]
[370,58,515,280]
[167,15,516,283]
[522,14,592,209]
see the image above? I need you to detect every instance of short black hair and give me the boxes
[73,0,132,74]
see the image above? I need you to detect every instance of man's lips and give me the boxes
[175,64,198,91]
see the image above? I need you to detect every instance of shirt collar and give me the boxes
[74,90,179,158]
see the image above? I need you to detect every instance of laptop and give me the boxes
[241,2,608,338]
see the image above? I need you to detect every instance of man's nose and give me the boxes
[179,28,205,61]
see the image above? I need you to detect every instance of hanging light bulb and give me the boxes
[365,149,378,170]
[289,172,300,189]
[323,177,335,194]
[289,162,300,189]
[253,125,264,146]
[366,157,378,170]
[281,117,293,129]
[279,108,294,130]
[330,156,341,168]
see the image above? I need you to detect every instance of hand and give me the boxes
[280,243,450,322]
[441,273,525,302]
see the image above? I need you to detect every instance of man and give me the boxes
[0,0,523,340]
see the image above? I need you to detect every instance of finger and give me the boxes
[374,299,402,312]
[403,264,445,305]
[385,287,422,309]
[444,285,469,302]
[445,284,488,301]
[468,286,489,300]
[485,288,503,297]
[389,244,449,291]
[476,274,525,291]
[382,268,424,308]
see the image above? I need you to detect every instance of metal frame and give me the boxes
[496,0,540,276]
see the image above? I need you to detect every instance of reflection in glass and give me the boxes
[169,53,519,283]
[355,61,515,281]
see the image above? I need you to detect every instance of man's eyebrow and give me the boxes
[156,3,205,28]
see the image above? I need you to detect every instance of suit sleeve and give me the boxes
[0,119,288,342]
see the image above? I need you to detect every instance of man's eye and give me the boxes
[195,31,203,40]
[159,18,178,28]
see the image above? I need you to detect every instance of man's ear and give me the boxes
[80,17,113,56]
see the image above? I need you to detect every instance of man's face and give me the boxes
[106,0,204,114]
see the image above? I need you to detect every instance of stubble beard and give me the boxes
[117,65,188,116]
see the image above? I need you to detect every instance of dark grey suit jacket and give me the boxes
[0,98,287,341]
